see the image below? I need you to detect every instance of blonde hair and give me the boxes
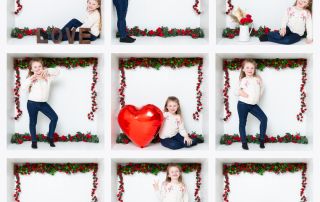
[164,96,181,115]
[88,0,102,31]
[294,0,312,13]
[165,164,184,184]
[27,58,45,92]
[239,59,257,80]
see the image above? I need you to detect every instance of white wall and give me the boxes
[19,172,93,202]
[229,172,301,202]
[111,53,209,148]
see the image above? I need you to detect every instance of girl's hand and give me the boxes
[239,89,249,98]
[175,115,181,124]
[41,69,49,78]
[184,136,193,146]
[280,27,286,37]
[30,75,38,83]
[153,179,160,191]
[306,39,313,44]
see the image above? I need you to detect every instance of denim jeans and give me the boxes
[49,18,99,41]
[27,100,58,142]
[113,0,128,39]
[237,101,268,143]
[160,133,198,150]
[267,26,302,45]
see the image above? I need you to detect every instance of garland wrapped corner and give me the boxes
[223,163,307,202]
[13,57,98,121]
[116,27,204,39]
[220,133,308,145]
[14,163,98,202]
[223,58,307,122]
[11,132,99,144]
[116,132,204,144]
[119,57,204,121]
[117,163,201,202]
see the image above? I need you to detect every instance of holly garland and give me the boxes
[11,132,99,144]
[225,0,234,15]
[117,163,201,202]
[223,163,307,202]
[222,26,272,39]
[223,58,307,122]
[220,133,308,145]
[193,0,201,15]
[14,163,98,202]
[119,57,204,121]
[14,0,23,15]
[13,57,98,121]
[11,26,56,39]
[116,26,204,39]
[116,132,204,144]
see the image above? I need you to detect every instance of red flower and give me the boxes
[60,135,67,141]
[264,27,270,34]
[17,139,23,144]
[148,30,155,35]
[295,135,301,140]
[270,137,276,142]
[86,134,92,139]
[246,14,252,18]
[17,33,23,39]
[226,140,232,145]
[233,136,241,142]
[227,33,235,39]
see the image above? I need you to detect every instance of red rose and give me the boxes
[26,30,33,35]
[191,34,197,38]
[148,30,155,35]
[246,14,252,18]
[17,139,23,144]
[17,33,23,39]
[158,32,164,37]
[86,134,92,139]
[278,137,283,143]
[295,135,301,140]
[156,27,162,33]
[227,33,235,39]
[233,136,241,142]
[60,136,67,141]
[264,28,270,34]
[226,140,232,145]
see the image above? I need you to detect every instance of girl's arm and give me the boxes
[306,11,313,42]
[177,116,188,138]
[257,76,264,96]
[45,68,60,79]
[183,186,189,202]
[22,77,34,91]
[235,78,249,98]
[80,11,100,29]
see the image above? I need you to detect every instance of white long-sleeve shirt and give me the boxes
[159,112,188,139]
[236,76,263,105]
[24,68,60,102]
[281,6,312,40]
[80,10,101,37]
[156,182,189,202]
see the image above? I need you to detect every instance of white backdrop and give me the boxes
[116,0,201,29]
[228,171,302,202]
[223,67,307,135]
[124,66,203,134]
[121,171,197,202]
[13,67,99,135]
[13,0,87,28]
[19,172,93,202]
[225,0,297,30]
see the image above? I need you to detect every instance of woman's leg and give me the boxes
[237,101,250,143]
[48,19,83,41]
[113,0,128,39]
[267,27,302,45]
[38,103,58,140]
[249,105,268,142]
[27,101,39,142]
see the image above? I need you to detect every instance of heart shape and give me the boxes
[118,104,164,148]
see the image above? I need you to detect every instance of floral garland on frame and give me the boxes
[223,163,307,202]
[225,0,234,15]
[193,0,201,15]
[116,27,204,39]
[11,132,99,144]
[119,57,204,121]
[117,163,201,202]
[13,57,98,121]
[223,58,307,122]
[222,26,273,39]
[220,133,308,145]
[14,0,23,15]
[14,163,98,202]
[116,132,204,144]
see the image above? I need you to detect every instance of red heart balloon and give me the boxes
[118,104,164,148]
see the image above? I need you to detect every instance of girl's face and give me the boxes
[87,0,100,12]
[296,0,309,9]
[168,166,181,181]
[243,62,255,77]
[31,62,44,75]
[166,100,179,114]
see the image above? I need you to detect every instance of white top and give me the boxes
[24,68,60,102]
[281,6,312,40]
[80,10,101,37]
[156,182,189,202]
[159,112,188,139]
[236,76,263,105]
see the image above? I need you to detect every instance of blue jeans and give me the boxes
[49,19,99,41]
[237,101,268,143]
[113,0,128,38]
[160,133,198,150]
[27,100,58,142]
[267,26,302,45]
